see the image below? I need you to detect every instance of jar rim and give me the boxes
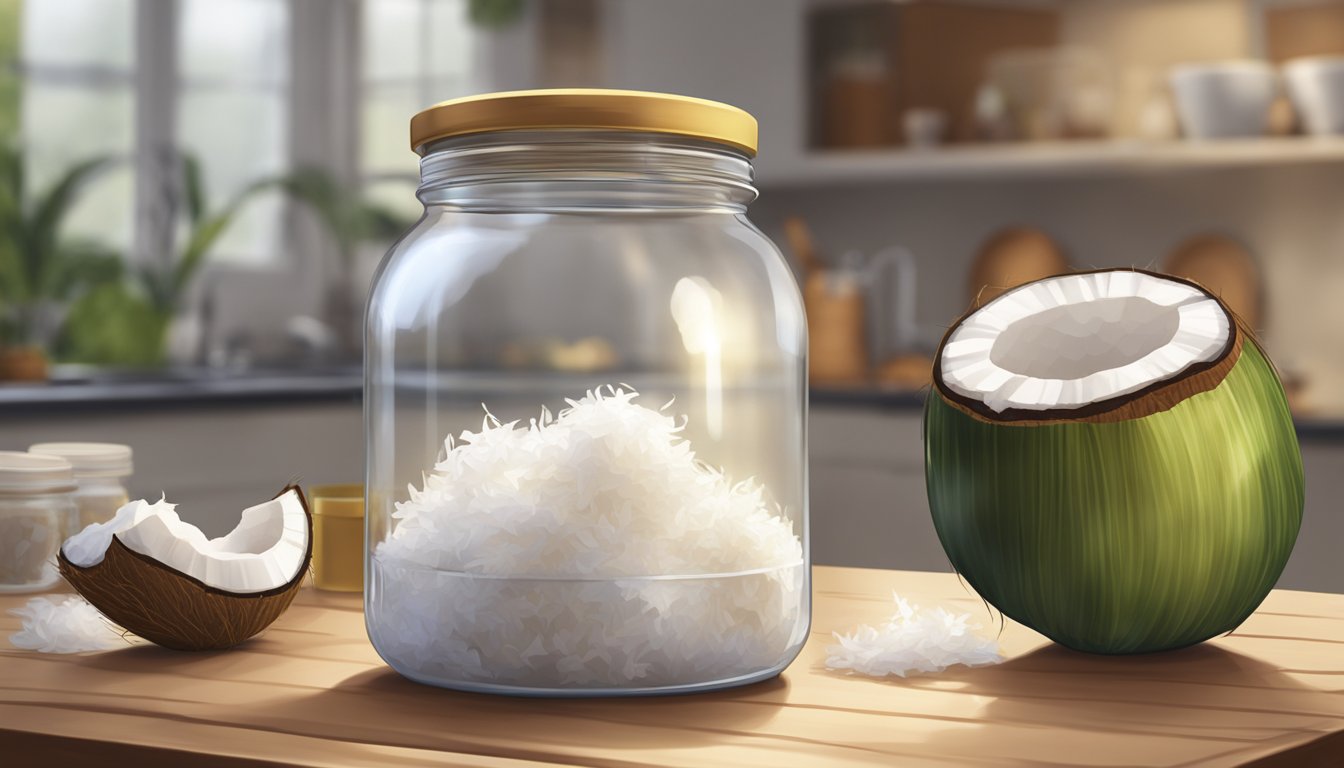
[409,89,758,157]
[0,451,77,493]
[28,442,133,478]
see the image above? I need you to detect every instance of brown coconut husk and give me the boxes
[57,485,313,651]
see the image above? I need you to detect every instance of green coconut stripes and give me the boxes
[925,339,1303,654]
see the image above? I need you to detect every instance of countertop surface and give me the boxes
[5,373,1343,441]
[0,368,365,411]
[2,566,1342,767]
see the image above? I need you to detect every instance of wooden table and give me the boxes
[2,567,1341,767]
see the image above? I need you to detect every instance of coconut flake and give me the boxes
[62,496,173,567]
[8,595,133,653]
[372,386,805,689]
[826,594,1003,678]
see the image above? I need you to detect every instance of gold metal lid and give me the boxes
[409,89,758,156]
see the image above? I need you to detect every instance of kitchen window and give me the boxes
[17,0,291,268]
[176,0,291,266]
[19,0,137,253]
[14,0,482,271]
[361,0,479,219]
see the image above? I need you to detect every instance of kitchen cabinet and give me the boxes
[809,407,949,573]
[1286,439,1344,593]
[3,566,1341,766]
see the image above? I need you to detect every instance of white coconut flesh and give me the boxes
[61,490,308,594]
[941,271,1231,413]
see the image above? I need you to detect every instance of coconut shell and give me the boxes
[57,486,313,651]
[925,271,1304,654]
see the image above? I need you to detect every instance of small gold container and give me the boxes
[310,484,364,592]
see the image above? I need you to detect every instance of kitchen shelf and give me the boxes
[757,137,1344,187]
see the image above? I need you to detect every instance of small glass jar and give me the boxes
[310,483,365,592]
[364,90,809,696]
[28,443,133,531]
[0,452,77,593]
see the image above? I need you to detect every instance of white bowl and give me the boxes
[1284,56,1344,136]
[1169,61,1276,140]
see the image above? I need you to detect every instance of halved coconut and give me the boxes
[926,269,1303,654]
[57,486,312,651]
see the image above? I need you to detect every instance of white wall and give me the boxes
[600,0,808,175]
[1062,0,1253,136]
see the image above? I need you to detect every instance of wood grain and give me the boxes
[2,567,1342,767]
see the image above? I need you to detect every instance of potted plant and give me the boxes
[58,158,412,367]
[58,154,277,367]
[0,146,121,381]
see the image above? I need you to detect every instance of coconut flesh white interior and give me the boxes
[63,492,308,594]
[941,271,1230,412]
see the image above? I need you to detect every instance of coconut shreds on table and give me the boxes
[826,594,1003,678]
[9,595,133,653]
[371,385,805,689]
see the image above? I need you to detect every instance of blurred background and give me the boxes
[2,0,1341,591]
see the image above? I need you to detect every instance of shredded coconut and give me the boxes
[826,594,1003,678]
[9,595,133,653]
[371,386,806,690]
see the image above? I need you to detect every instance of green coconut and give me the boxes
[925,268,1303,654]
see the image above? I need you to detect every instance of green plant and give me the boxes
[468,0,526,29]
[273,167,415,355]
[58,154,273,366]
[273,167,412,270]
[0,145,122,347]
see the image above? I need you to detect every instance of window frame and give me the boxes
[17,0,138,254]
[19,0,502,325]
[16,0,304,274]
[141,0,299,271]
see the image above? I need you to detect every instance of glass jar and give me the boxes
[0,452,77,593]
[364,90,809,696]
[28,443,133,531]
[310,483,365,592]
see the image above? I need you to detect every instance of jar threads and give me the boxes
[0,452,77,593]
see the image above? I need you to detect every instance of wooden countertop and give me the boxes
[2,566,1342,767]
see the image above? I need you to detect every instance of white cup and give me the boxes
[903,108,947,149]
[1169,61,1276,140]
[1284,56,1344,136]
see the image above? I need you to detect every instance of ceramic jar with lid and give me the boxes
[29,442,133,530]
[0,451,77,593]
